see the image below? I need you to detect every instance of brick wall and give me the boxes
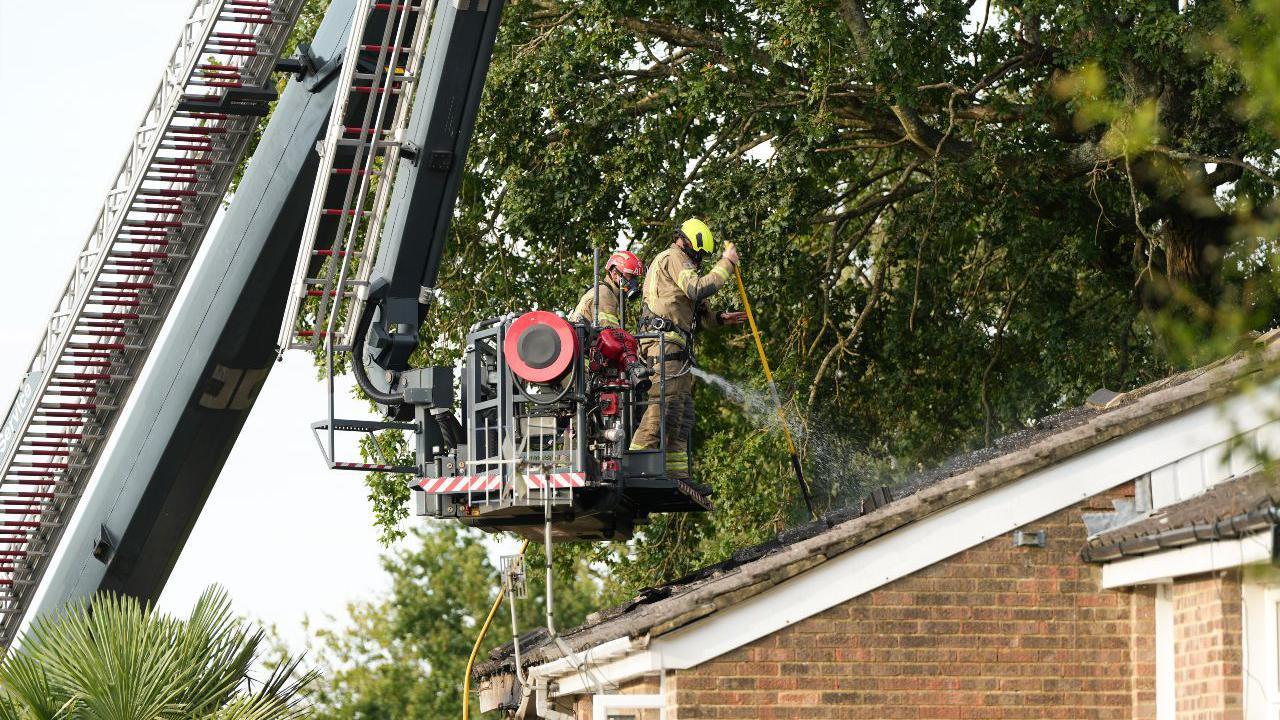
[1172,571,1243,720]
[1131,586,1158,720]
[659,488,1152,720]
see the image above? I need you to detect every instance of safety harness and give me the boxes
[638,306,694,363]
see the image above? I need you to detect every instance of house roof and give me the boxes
[1080,471,1280,563]
[475,337,1280,679]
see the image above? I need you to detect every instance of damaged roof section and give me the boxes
[1081,471,1280,563]
[475,340,1279,680]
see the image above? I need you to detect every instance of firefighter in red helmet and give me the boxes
[569,250,645,329]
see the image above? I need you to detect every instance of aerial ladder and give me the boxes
[0,0,307,648]
[5,0,710,651]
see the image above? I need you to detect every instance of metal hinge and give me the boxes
[91,524,115,564]
[401,141,421,166]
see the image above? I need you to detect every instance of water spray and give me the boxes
[732,264,818,521]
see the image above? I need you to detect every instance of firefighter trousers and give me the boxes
[630,349,694,477]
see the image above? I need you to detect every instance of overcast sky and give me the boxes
[0,0,405,647]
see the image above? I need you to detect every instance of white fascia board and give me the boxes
[526,379,1279,683]
[551,649,661,696]
[526,636,663,697]
[647,382,1280,670]
[527,636,637,681]
[1101,533,1275,589]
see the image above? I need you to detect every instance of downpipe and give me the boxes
[535,681,575,720]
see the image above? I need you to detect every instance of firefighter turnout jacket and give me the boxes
[640,241,735,350]
[569,276,624,328]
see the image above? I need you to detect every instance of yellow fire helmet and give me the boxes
[679,218,715,255]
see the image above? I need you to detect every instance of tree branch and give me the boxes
[837,0,974,158]
[1149,145,1280,189]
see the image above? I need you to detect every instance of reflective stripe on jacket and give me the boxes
[569,277,623,327]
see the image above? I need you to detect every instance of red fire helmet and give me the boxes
[605,250,644,279]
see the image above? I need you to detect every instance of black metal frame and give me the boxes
[409,314,709,541]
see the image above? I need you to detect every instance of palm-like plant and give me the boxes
[0,586,315,719]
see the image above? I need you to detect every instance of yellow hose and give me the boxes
[463,539,530,720]
[733,264,817,519]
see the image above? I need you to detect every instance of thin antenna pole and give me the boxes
[544,496,555,634]
[593,247,600,326]
[327,334,335,466]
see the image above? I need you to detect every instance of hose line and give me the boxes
[463,539,530,720]
[733,264,817,521]
[351,300,403,405]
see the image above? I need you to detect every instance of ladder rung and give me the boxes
[116,230,172,238]
[217,16,275,25]
[132,197,185,204]
[224,2,272,14]
[175,110,229,120]
[94,282,154,290]
[304,278,367,286]
[352,73,414,82]
[204,49,260,57]
[193,68,242,77]
[152,157,212,166]
[7,462,68,469]
[123,220,184,228]
[20,433,84,439]
[167,125,228,136]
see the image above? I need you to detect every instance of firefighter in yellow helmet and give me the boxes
[630,218,746,478]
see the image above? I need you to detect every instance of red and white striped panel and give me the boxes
[418,474,502,494]
[524,472,586,490]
